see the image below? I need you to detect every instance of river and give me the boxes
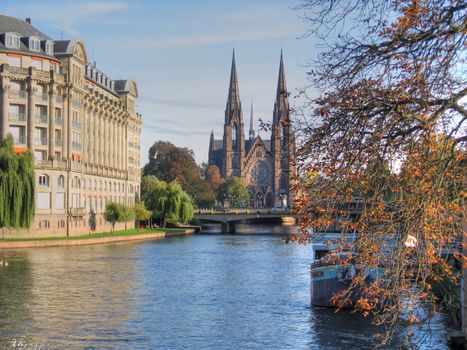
[0,224,449,349]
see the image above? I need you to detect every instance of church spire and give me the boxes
[249,101,255,140]
[226,49,241,116]
[274,49,289,125]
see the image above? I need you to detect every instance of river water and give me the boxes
[0,224,449,349]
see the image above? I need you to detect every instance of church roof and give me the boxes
[212,140,223,151]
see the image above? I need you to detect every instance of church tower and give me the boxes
[271,51,295,207]
[222,50,245,178]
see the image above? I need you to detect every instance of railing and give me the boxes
[72,121,81,129]
[55,117,63,125]
[8,67,29,75]
[55,96,63,103]
[8,90,27,99]
[55,139,63,147]
[72,142,81,151]
[69,208,86,216]
[36,93,48,101]
[36,70,51,79]
[14,136,26,144]
[8,112,26,121]
[35,137,48,146]
[36,159,52,167]
[36,114,48,123]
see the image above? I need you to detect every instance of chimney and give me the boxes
[25,18,31,24]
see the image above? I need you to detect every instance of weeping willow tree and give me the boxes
[143,178,194,227]
[0,135,35,229]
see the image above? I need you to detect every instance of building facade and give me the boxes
[0,15,142,237]
[208,50,296,208]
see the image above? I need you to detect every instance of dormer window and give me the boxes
[29,37,40,52]
[44,40,54,55]
[4,33,20,49]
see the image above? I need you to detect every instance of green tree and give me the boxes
[216,176,250,208]
[104,202,133,233]
[132,203,151,231]
[0,135,35,229]
[143,141,215,208]
[143,179,194,227]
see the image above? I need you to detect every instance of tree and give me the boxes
[104,202,133,233]
[216,176,250,208]
[143,141,215,207]
[132,203,151,231]
[0,135,35,230]
[206,165,224,191]
[293,0,466,346]
[143,179,194,227]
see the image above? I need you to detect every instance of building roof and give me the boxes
[0,15,55,59]
[0,15,50,40]
[114,80,131,92]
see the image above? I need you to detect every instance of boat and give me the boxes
[310,233,385,308]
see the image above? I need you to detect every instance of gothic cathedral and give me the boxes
[208,50,296,208]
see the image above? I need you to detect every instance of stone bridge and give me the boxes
[194,212,296,233]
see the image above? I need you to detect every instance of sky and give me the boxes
[0,0,318,165]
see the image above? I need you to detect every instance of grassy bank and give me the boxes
[1,227,183,242]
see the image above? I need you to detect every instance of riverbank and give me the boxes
[0,227,197,249]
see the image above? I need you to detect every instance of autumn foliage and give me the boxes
[293,0,466,346]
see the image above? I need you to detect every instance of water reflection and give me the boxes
[0,226,449,349]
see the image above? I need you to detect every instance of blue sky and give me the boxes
[1,0,318,164]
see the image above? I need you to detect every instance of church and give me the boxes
[208,50,296,209]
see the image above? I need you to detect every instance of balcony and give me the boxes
[8,67,29,75]
[69,207,86,216]
[36,159,52,167]
[36,93,48,101]
[36,114,48,123]
[72,121,81,129]
[55,117,63,125]
[8,90,27,99]
[36,70,51,79]
[14,136,26,144]
[35,137,48,146]
[55,139,63,147]
[72,142,81,151]
[9,112,26,121]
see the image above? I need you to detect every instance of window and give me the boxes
[34,150,46,160]
[71,193,79,208]
[58,220,65,228]
[45,41,54,55]
[72,176,81,189]
[39,174,49,187]
[7,56,21,68]
[5,33,20,49]
[39,220,50,229]
[56,192,65,209]
[31,58,42,71]
[29,37,40,52]
[57,175,65,188]
[37,193,51,209]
